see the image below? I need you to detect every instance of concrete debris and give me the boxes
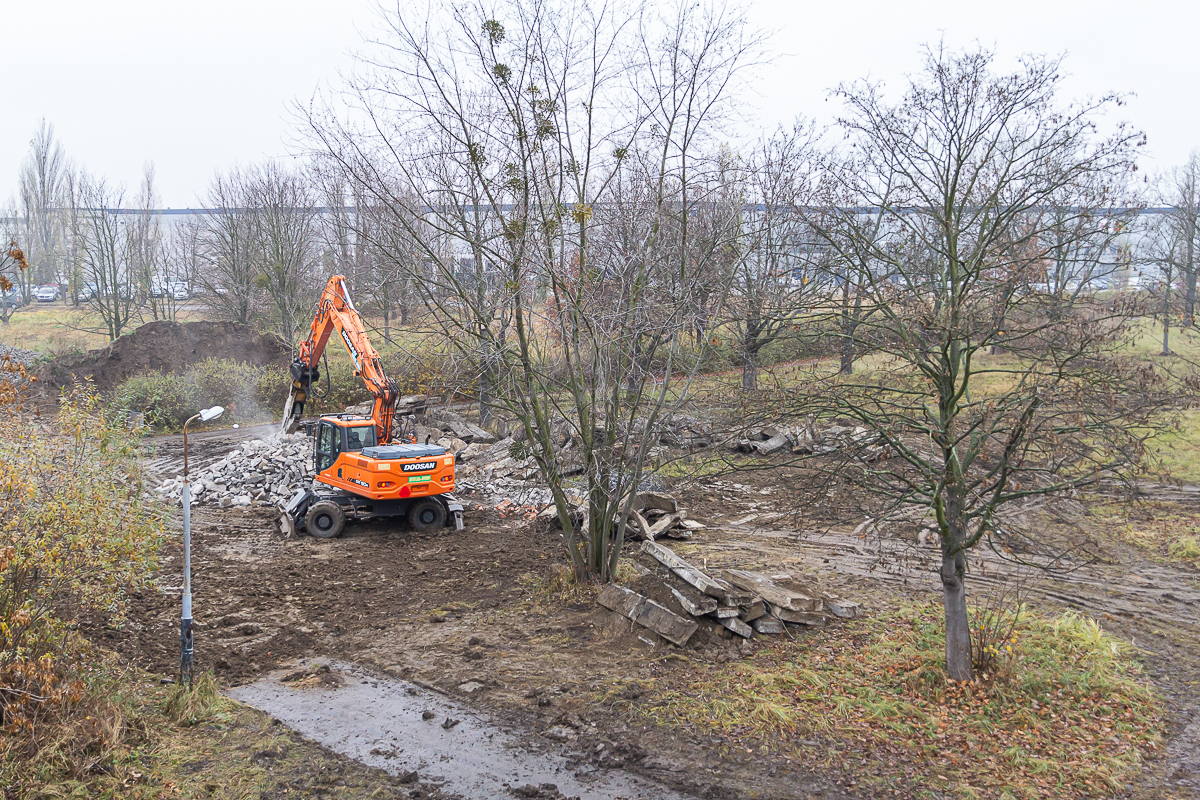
[0,343,39,367]
[624,541,859,641]
[154,432,314,508]
[734,422,889,461]
[597,584,698,647]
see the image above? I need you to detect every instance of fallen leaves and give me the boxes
[637,602,1164,799]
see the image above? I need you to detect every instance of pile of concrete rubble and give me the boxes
[155,433,313,508]
[733,422,888,460]
[0,343,38,366]
[599,540,860,647]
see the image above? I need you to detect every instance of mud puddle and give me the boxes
[229,660,693,800]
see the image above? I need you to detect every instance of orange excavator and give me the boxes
[279,274,462,539]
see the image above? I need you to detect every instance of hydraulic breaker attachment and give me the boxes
[280,487,317,537]
[282,360,320,435]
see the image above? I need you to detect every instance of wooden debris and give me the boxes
[752,616,785,635]
[641,541,727,599]
[717,615,752,638]
[597,584,698,647]
[713,606,740,618]
[678,518,707,531]
[725,569,822,613]
[669,585,718,617]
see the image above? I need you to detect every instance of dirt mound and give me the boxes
[40,320,290,393]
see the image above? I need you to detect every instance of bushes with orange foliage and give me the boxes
[0,355,164,783]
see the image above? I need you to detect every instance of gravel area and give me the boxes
[0,343,39,365]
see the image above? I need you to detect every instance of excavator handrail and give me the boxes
[282,275,399,444]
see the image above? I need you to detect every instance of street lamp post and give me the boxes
[180,405,224,687]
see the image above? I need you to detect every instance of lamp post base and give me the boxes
[180,616,194,687]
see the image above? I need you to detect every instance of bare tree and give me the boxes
[727,125,827,390]
[796,46,1161,681]
[308,0,761,580]
[77,177,143,340]
[0,237,30,325]
[128,164,173,321]
[18,119,67,301]
[245,163,323,345]
[198,168,263,326]
[1166,153,1199,326]
[164,215,205,309]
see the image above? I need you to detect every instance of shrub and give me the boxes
[0,380,164,776]
[117,359,276,429]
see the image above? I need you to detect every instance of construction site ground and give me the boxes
[84,423,1200,800]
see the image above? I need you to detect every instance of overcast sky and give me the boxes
[3,0,1196,208]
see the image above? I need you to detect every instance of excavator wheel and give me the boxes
[306,500,346,539]
[407,498,446,532]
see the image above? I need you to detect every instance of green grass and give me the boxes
[622,603,1163,799]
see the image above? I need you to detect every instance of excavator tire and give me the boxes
[407,498,446,532]
[306,500,346,539]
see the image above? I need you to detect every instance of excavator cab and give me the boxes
[314,417,377,473]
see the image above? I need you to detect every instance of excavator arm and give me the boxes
[281,275,399,444]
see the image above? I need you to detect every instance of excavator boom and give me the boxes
[282,275,398,444]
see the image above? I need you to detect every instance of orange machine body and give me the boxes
[313,415,456,502]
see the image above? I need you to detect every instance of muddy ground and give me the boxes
[84,424,1200,800]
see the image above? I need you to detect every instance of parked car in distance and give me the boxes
[169,281,191,300]
[34,284,61,303]
[76,283,98,302]
[1,290,23,310]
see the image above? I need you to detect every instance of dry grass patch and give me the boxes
[1092,499,1200,566]
[630,602,1164,799]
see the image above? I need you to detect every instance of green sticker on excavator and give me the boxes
[407,475,432,483]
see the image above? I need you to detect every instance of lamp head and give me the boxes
[199,405,225,422]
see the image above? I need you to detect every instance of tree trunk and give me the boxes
[940,545,972,681]
[383,307,392,344]
[1161,287,1172,356]
[1186,232,1196,326]
[742,346,758,391]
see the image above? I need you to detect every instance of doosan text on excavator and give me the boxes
[278,274,463,538]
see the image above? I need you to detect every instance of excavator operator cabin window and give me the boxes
[316,421,338,473]
[344,425,376,452]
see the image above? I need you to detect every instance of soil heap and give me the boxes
[40,320,290,393]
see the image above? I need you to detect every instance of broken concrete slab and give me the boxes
[716,615,752,638]
[823,596,863,619]
[668,585,718,617]
[737,597,766,623]
[597,584,698,647]
[647,513,682,539]
[635,491,678,514]
[769,604,830,626]
[641,541,726,598]
[725,569,823,613]
[752,616,785,635]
